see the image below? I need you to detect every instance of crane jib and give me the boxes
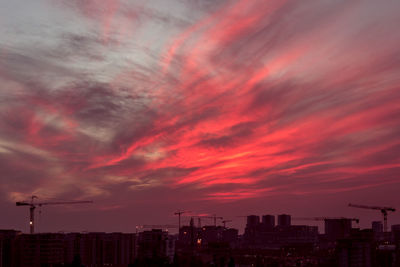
[15,197,93,234]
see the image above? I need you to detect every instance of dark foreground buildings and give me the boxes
[1,216,400,266]
[0,230,136,267]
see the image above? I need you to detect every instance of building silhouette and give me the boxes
[325,218,353,241]
[1,213,399,266]
[262,215,275,229]
[277,214,291,227]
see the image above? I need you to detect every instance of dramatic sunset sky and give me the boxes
[1,0,399,234]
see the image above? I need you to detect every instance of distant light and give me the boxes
[184,231,187,235]
[30,221,33,225]
[197,238,202,244]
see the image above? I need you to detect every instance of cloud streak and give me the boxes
[0,0,400,231]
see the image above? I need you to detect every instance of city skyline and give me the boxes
[4,216,398,267]
[6,199,400,235]
[1,0,400,234]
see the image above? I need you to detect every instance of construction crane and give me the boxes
[16,195,93,234]
[189,216,204,228]
[349,203,396,232]
[293,217,359,223]
[174,210,190,231]
[202,215,223,227]
[222,220,232,228]
[189,215,223,227]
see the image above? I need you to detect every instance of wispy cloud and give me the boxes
[0,0,399,224]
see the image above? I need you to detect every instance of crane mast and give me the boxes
[222,220,232,228]
[174,210,190,232]
[16,195,93,234]
[197,215,223,227]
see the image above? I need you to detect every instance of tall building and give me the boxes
[0,230,21,267]
[243,215,260,243]
[372,221,383,233]
[179,221,198,247]
[325,219,352,241]
[222,228,238,244]
[13,233,65,267]
[1,231,137,267]
[138,229,169,260]
[372,221,384,241]
[335,229,375,267]
[277,214,291,227]
[262,215,275,228]
[68,232,136,266]
[392,224,400,243]
[246,215,260,228]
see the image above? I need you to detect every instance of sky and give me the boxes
[0,0,400,234]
